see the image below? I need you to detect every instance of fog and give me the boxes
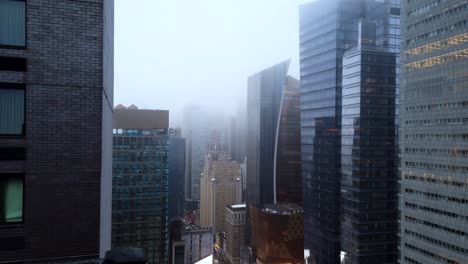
[115,0,312,126]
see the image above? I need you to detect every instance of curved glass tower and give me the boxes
[245,61,303,262]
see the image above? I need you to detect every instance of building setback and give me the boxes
[399,1,468,263]
[0,0,113,262]
[112,107,170,264]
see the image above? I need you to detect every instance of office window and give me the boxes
[0,84,25,136]
[0,174,23,224]
[0,0,26,47]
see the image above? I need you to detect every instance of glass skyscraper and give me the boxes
[168,133,186,221]
[299,1,362,262]
[399,1,468,263]
[299,1,400,263]
[112,108,170,264]
[341,22,398,263]
[244,61,302,263]
[182,105,209,204]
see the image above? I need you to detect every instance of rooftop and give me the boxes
[227,204,246,211]
[262,203,303,215]
[113,108,169,130]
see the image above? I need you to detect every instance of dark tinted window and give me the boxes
[0,84,25,136]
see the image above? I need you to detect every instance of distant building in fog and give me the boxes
[229,105,248,163]
[200,152,241,233]
[182,105,209,204]
[112,107,169,264]
[240,157,247,202]
[169,128,186,221]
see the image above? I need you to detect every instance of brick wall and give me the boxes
[0,0,109,262]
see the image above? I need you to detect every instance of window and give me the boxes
[0,0,26,47]
[0,84,25,136]
[0,173,23,224]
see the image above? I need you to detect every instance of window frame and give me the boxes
[0,83,26,137]
[0,173,24,226]
[0,0,27,49]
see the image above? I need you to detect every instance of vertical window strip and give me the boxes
[0,0,26,47]
[0,88,25,135]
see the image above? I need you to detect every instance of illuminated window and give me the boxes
[0,173,23,224]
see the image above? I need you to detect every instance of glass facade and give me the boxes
[300,1,400,263]
[245,61,303,261]
[168,136,186,221]
[299,1,362,263]
[245,60,289,247]
[0,85,25,136]
[112,130,169,264]
[0,0,26,47]
[341,48,398,263]
[182,106,209,202]
[246,61,289,209]
[399,1,468,263]
[275,77,302,204]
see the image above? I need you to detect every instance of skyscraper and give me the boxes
[299,1,400,263]
[0,0,113,262]
[245,60,302,262]
[200,152,241,233]
[247,61,301,209]
[169,129,186,221]
[399,1,468,263]
[182,105,209,203]
[112,107,170,264]
[340,21,398,263]
[229,103,248,164]
[299,2,362,262]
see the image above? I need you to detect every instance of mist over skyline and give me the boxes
[115,0,312,125]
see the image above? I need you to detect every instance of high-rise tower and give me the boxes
[399,1,468,263]
[112,107,170,264]
[299,1,400,263]
[244,61,302,263]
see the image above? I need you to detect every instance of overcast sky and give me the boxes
[115,0,311,123]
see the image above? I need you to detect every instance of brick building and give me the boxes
[0,0,114,262]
